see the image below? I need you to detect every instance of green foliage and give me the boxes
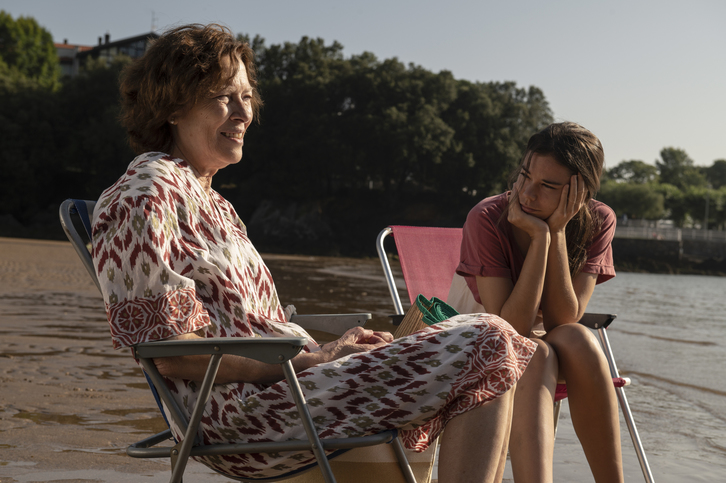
[228,35,552,218]
[703,159,726,189]
[598,180,664,220]
[652,183,687,227]
[711,186,726,228]
[0,75,61,222]
[0,10,60,89]
[656,147,706,190]
[56,56,135,195]
[606,160,658,184]
[441,82,552,199]
[603,154,726,228]
[0,54,133,225]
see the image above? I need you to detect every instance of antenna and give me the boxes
[151,10,158,32]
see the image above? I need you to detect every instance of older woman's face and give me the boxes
[170,59,253,177]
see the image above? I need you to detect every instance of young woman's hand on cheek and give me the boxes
[547,173,586,234]
[508,180,549,238]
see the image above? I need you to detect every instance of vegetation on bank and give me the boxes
[1,12,724,261]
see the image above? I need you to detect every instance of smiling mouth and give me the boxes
[222,132,244,139]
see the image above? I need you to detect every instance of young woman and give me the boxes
[452,122,622,483]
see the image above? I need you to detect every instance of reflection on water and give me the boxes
[11,408,167,434]
[14,411,87,426]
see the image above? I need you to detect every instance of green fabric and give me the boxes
[415,295,459,326]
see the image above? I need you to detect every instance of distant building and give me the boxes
[55,32,159,77]
[55,40,93,77]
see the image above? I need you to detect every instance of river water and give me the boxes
[583,272,726,481]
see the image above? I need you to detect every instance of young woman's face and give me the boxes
[516,152,574,220]
[170,59,254,176]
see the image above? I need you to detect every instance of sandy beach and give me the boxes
[0,237,720,482]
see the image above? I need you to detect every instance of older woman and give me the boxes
[92,23,536,482]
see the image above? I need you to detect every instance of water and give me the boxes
[584,273,726,480]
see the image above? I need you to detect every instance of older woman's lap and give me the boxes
[190,313,534,479]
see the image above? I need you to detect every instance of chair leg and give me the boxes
[391,437,418,483]
[170,441,183,483]
[596,328,655,483]
[169,354,224,483]
[282,361,337,483]
[552,400,562,440]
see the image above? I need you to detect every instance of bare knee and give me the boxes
[544,324,609,380]
[545,323,600,358]
[529,338,558,372]
[517,338,558,390]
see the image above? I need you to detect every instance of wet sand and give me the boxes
[0,237,711,482]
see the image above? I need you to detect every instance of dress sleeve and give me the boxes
[92,177,211,350]
[581,202,617,284]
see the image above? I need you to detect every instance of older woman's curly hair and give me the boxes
[119,23,262,154]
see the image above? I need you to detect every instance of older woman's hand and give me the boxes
[318,327,393,362]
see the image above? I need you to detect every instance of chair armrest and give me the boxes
[290,313,371,336]
[132,337,307,364]
[578,313,617,330]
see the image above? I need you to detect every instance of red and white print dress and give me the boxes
[92,153,536,479]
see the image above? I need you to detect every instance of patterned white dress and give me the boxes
[92,153,536,479]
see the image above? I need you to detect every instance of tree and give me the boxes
[598,181,664,220]
[56,56,135,198]
[0,77,62,222]
[681,186,719,229]
[0,55,133,224]
[440,82,553,200]
[656,147,706,190]
[607,160,658,184]
[704,159,726,189]
[236,36,357,200]
[655,183,687,227]
[336,57,458,204]
[0,11,59,88]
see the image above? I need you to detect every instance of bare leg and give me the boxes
[493,393,514,483]
[545,324,624,483]
[509,338,559,483]
[438,387,515,483]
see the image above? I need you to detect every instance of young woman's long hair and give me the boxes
[507,122,605,276]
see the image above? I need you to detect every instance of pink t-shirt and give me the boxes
[456,192,616,305]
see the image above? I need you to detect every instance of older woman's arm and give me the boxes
[153,327,394,385]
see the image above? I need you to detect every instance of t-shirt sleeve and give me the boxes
[92,171,210,350]
[581,202,617,284]
[457,200,512,281]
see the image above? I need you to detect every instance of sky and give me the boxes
[3,0,725,168]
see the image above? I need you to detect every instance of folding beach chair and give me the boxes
[376,225,655,483]
[59,199,423,483]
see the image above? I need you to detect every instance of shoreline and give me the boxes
[2,235,726,277]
